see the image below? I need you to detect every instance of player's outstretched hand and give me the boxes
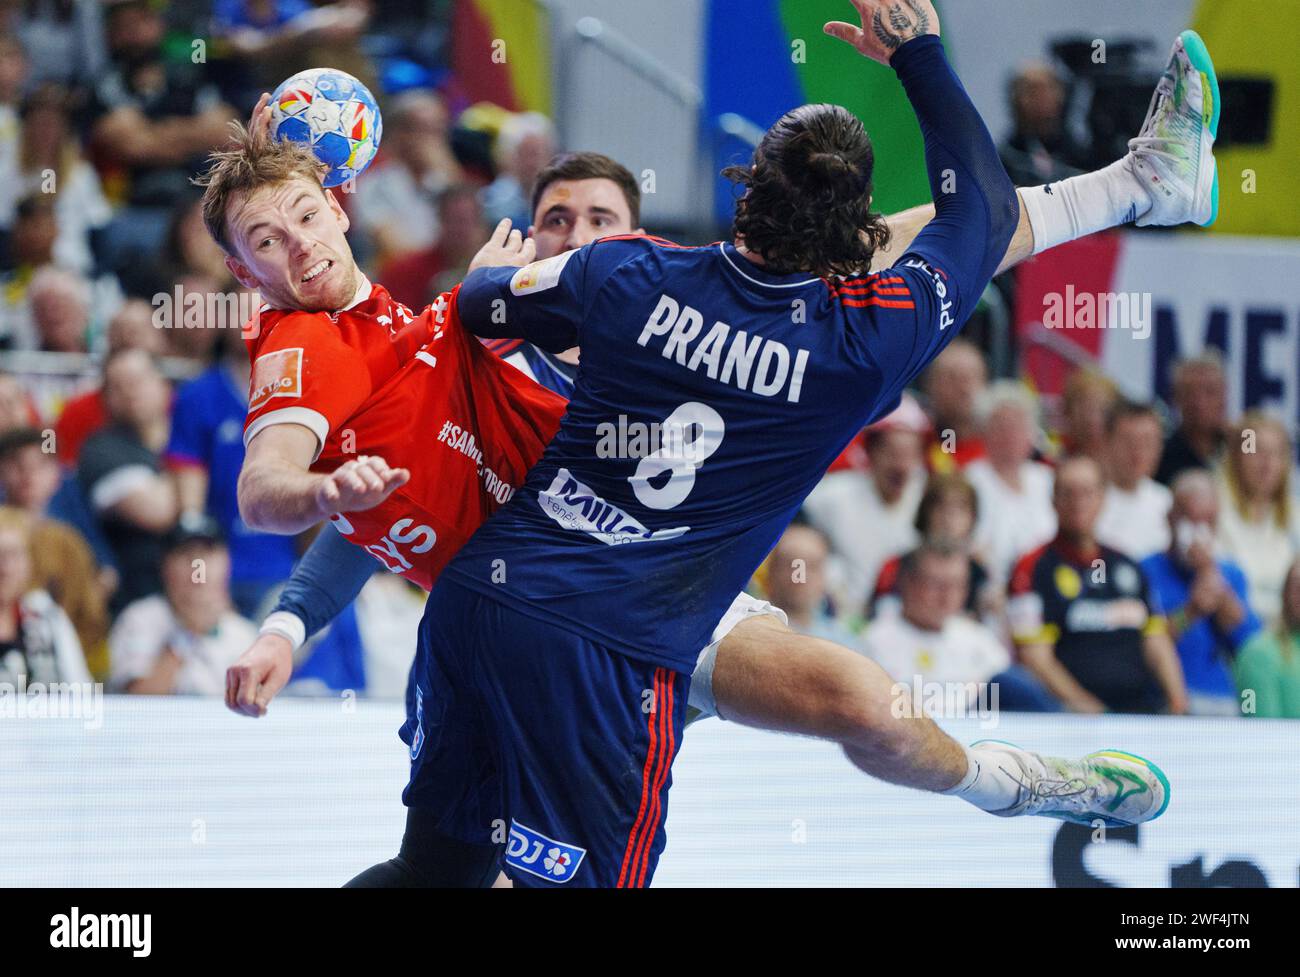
[469,218,537,272]
[824,0,940,66]
[315,454,410,517]
[226,632,294,718]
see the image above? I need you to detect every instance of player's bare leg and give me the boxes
[709,614,965,791]
[713,615,1169,826]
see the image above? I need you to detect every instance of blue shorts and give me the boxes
[400,576,691,888]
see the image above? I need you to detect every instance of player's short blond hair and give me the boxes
[195,121,329,254]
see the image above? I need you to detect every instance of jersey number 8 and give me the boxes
[627,402,725,511]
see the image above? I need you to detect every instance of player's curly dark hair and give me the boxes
[723,103,890,278]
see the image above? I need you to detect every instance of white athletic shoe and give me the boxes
[970,740,1171,828]
[1130,29,1221,227]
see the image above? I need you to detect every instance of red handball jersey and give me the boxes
[242,276,567,590]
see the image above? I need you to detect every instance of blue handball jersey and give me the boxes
[445,35,1018,672]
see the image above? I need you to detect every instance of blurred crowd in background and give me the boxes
[0,0,1296,719]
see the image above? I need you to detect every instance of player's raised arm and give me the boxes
[825,0,1025,282]
[454,218,588,351]
[811,1,1018,410]
[831,1,1018,323]
[824,0,939,66]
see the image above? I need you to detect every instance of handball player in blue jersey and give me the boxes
[336,0,1220,887]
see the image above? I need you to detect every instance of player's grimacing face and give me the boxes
[225,178,359,312]
[530,178,640,259]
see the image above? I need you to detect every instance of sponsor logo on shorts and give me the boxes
[539,468,688,545]
[249,347,303,410]
[505,820,586,883]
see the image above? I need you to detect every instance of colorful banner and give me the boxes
[1016,231,1300,436]
[450,0,553,115]
[1191,0,1300,237]
[705,0,933,227]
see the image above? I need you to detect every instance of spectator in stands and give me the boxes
[54,298,159,465]
[169,194,237,286]
[964,381,1056,582]
[0,369,39,429]
[1235,560,1300,719]
[3,85,112,275]
[1216,411,1300,626]
[167,327,297,617]
[481,111,557,231]
[379,184,491,310]
[0,504,91,687]
[0,34,26,234]
[214,0,367,55]
[213,0,374,108]
[0,194,58,348]
[999,62,1087,187]
[109,513,256,695]
[91,0,235,265]
[352,89,465,264]
[1095,399,1172,560]
[1008,456,1187,714]
[0,0,107,92]
[213,0,367,85]
[861,540,1057,712]
[0,428,110,678]
[106,293,165,354]
[77,348,177,613]
[1141,469,1259,716]
[1056,366,1117,465]
[154,270,231,362]
[0,423,113,565]
[1155,353,1228,485]
[0,31,23,100]
[871,472,997,624]
[119,192,235,300]
[27,265,89,352]
[804,395,929,614]
[918,338,987,472]
[762,522,855,646]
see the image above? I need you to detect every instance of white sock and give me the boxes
[941,744,1028,813]
[1020,157,1153,254]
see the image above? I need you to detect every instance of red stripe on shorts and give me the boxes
[617,668,665,888]
[632,670,677,888]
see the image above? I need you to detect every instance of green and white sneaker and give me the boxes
[1131,29,1221,227]
[970,740,1171,828]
